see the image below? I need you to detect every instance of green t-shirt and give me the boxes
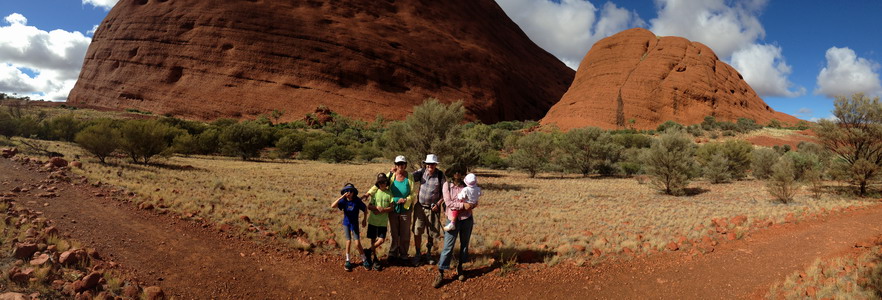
[368,188,394,227]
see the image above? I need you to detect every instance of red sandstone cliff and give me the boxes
[541,28,800,130]
[68,0,574,123]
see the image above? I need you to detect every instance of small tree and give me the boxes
[118,119,179,164]
[74,120,119,164]
[509,132,553,178]
[219,121,272,160]
[645,130,695,195]
[276,132,306,157]
[766,156,800,204]
[559,127,623,177]
[816,93,882,196]
[44,115,83,141]
[751,148,779,179]
[382,98,479,171]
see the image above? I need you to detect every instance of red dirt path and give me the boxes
[2,157,881,299]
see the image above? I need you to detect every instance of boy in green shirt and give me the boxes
[362,173,394,271]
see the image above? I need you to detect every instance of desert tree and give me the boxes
[74,119,119,164]
[559,127,623,176]
[703,153,731,184]
[696,140,752,181]
[382,98,479,172]
[644,129,696,195]
[219,121,272,161]
[118,119,180,164]
[816,93,882,196]
[509,132,554,178]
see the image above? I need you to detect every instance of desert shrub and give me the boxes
[15,117,40,138]
[195,128,221,154]
[0,112,16,138]
[644,130,695,195]
[276,132,306,157]
[118,119,181,164]
[559,127,623,177]
[381,98,479,172]
[696,140,752,180]
[703,153,731,183]
[302,135,336,160]
[479,150,508,169]
[319,145,355,163]
[611,133,652,149]
[766,156,800,204]
[722,130,735,137]
[357,144,383,162]
[708,131,720,139]
[783,151,822,182]
[219,121,272,160]
[717,121,739,131]
[74,120,119,164]
[490,120,537,131]
[509,132,553,178]
[736,118,762,133]
[686,124,704,137]
[43,114,83,141]
[159,117,207,135]
[767,119,782,128]
[656,120,684,132]
[701,116,718,131]
[464,123,511,151]
[816,93,882,196]
[796,141,831,176]
[751,148,780,179]
[619,162,642,176]
[171,133,197,156]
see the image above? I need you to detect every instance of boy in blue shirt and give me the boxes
[330,183,369,271]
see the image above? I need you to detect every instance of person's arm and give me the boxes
[330,194,345,209]
[361,203,368,227]
[405,174,420,208]
[446,186,466,211]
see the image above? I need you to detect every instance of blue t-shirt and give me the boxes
[337,197,366,228]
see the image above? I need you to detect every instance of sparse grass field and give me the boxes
[10,137,876,266]
[766,244,882,299]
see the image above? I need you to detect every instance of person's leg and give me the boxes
[435,226,458,288]
[426,209,439,260]
[388,212,401,259]
[412,207,427,263]
[400,209,412,260]
[456,217,474,278]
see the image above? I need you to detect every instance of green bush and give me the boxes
[619,161,642,176]
[302,136,335,160]
[0,112,16,138]
[751,148,779,179]
[559,127,623,177]
[74,120,119,164]
[611,133,652,149]
[319,145,355,163]
[509,132,554,178]
[118,119,180,164]
[479,150,508,169]
[686,124,704,137]
[195,128,221,154]
[171,133,197,156]
[357,144,383,162]
[696,140,752,180]
[736,118,762,133]
[766,156,800,204]
[656,120,684,133]
[701,116,718,131]
[276,132,306,157]
[703,153,731,184]
[43,114,83,141]
[644,130,696,195]
[219,121,272,160]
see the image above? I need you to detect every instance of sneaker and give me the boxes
[344,261,353,272]
[456,267,465,281]
[412,255,422,267]
[443,222,455,232]
[372,261,383,271]
[432,272,444,289]
[425,253,436,265]
[363,260,372,270]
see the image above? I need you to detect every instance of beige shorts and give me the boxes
[412,205,440,237]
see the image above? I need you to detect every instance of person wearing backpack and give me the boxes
[411,154,445,266]
[366,155,419,265]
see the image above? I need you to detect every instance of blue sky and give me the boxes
[2,0,881,122]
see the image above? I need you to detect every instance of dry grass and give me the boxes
[766,246,882,299]
[10,138,877,264]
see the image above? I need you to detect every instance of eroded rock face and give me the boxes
[541,28,800,130]
[68,0,574,123]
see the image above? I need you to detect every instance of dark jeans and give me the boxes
[438,216,473,271]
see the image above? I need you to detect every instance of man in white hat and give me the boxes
[411,154,446,266]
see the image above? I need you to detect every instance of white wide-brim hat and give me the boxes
[424,154,439,164]
[394,155,407,163]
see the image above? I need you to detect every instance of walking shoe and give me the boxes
[344,261,353,272]
[411,255,422,267]
[372,261,383,271]
[432,271,444,289]
[425,253,436,265]
[363,260,372,270]
[456,266,465,281]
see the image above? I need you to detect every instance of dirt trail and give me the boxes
[3,157,881,299]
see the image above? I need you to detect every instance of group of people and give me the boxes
[329,154,481,288]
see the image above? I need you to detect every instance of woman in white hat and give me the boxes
[366,155,418,264]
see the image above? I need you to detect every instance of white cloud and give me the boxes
[0,13,91,101]
[730,44,804,97]
[815,47,882,98]
[809,115,837,122]
[649,0,766,58]
[83,0,118,10]
[87,24,99,36]
[496,0,644,69]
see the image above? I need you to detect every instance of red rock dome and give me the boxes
[68,0,575,123]
[540,28,799,130]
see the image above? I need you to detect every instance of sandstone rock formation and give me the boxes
[68,0,574,123]
[541,28,800,130]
